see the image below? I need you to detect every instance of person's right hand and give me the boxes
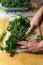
[26,6,43,36]
[26,20,38,36]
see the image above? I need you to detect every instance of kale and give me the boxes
[0,28,7,50]
[1,0,31,8]
[4,16,31,57]
[0,0,1,2]
[7,16,30,40]
[22,0,31,7]
[36,35,42,42]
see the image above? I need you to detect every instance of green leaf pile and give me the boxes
[4,16,30,57]
[1,0,31,8]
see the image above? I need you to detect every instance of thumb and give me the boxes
[26,25,34,36]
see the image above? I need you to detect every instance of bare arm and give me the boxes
[26,6,43,36]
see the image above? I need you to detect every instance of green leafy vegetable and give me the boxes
[0,0,1,2]
[4,16,31,57]
[1,0,31,8]
[0,16,37,57]
[36,35,42,42]
[0,28,7,50]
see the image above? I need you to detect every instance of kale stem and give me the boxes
[0,28,7,41]
[0,28,7,50]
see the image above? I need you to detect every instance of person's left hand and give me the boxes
[17,40,39,53]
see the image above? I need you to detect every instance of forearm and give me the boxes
[30,6,43,26]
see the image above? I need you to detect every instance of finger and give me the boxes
[21,49,30,52]
[26,25,34,36]
[20,46,28,49]
[21,48,34,53]
[21,48,33,52]
[17,41,28,46]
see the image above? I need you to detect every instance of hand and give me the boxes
[26,20,39,36]
[17,40,39,53]
[26,6,43,36]
[17,40,43,53]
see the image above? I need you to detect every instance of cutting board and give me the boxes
[40,21,43,38]
[0,18,43,65]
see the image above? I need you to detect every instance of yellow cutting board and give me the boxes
[0,19,43,65]
[40,22,43,38]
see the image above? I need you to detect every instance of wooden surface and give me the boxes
[0,50,43,65]
[0,19,43,65]
[40,22,43,38]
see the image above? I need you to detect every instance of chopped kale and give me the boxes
[1,0,31,8]
[4,16,31,56]
[36,35,42,42]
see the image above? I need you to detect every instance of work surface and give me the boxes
[0,19,43,65]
